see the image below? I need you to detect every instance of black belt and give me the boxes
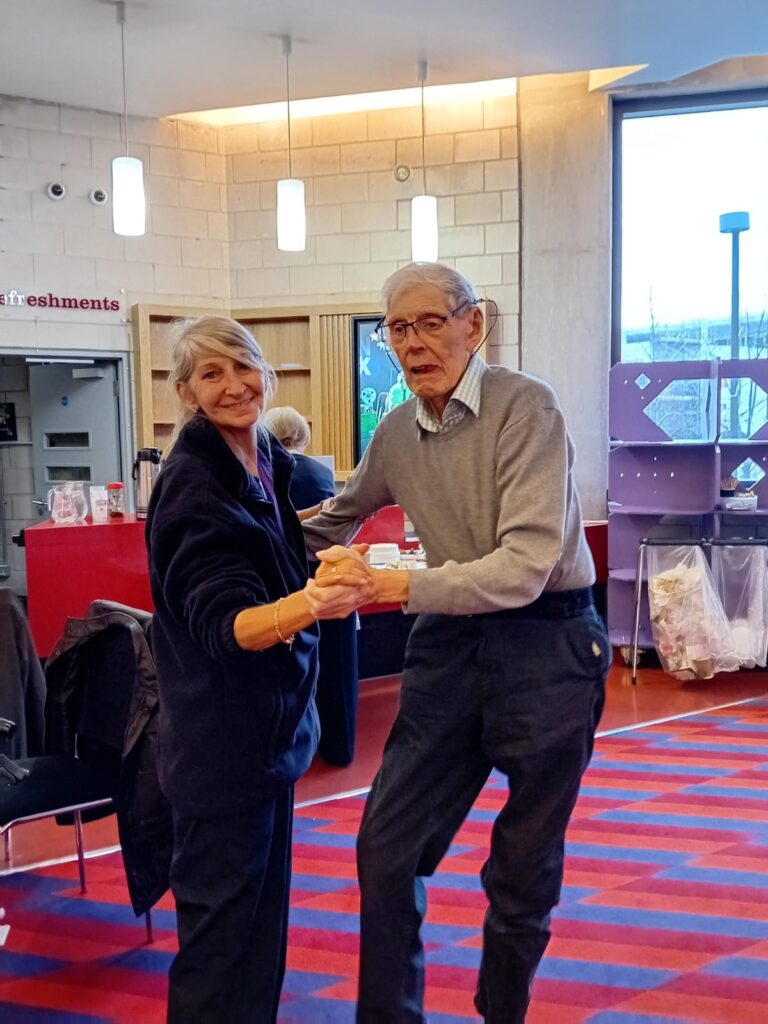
[480,587,594,621]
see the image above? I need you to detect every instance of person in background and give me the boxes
[263,405,359,767]
[303,263,610,1023]
[145,317,368,1023]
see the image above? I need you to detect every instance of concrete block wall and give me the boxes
[222,94,521,367]
[0,94,230,358]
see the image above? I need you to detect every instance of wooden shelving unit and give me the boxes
[131,301,378,479]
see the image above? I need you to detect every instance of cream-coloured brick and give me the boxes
[425,102,483,135]
[396,134,454,169]
[486,341,520,370]
[177,121,219,153]
[0,126,30,159]
[0,220,63,255]
[258,119,311,151]
[124,235,182,266]
[33,254,96,288]
[0,253,33,279]
[235,266,291,298]
[485,284,520,316]
[261,238,317,268]
[0,320,35,347]
[502,252,521,284]
[152,206,208,238]
[314,173,368,206]
[180,150,207,181]
[228,240,263,271]
[222,124,262,154]
[228,182,262,210]
[150,146,183,177]
[225,155,234,184]
[306,204,341,235]
[146,175,180,207]
[292,145,341,178]
[455,192,501,226]
[485,159,519,193]
[454,130,500,164]
[0,97,59,131]
[60,107,121,139]
[427,162,484,197]
[206,152,227,184]
[340,140,396,174]
[233,209,275,240]
[208,211,229,241]
[290,264,343,295]
[182,237,224,269]
[232,151,286,183]
[28,129,91,166]
[486,222,520,256]
[180,180,221,211]
[341,200,396,232]
[342,261,397,293]
[367,107,422,141]
[95,259,155,292]
[502,189,520,222]
[316,233,370,265]
[90,138,150,169]
[210,269,231,299]
[370,230,410,263]
[259,182,276,210]
[484,95,518,130]
[64,225,125,261]
[501,128,518,159]
[0,157,62,190]
[367,170,411,202]
[454,255,502,287]
[312,113,368,146]
[438,225,485,258]
[155,265,212,297]
[130,116,177,148]
[0,189,32,220]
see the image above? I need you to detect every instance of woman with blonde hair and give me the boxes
[146,316,369,1022]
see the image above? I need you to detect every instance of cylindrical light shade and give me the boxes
[277,178,306,251]
[411,194,438,262]
[111,156,145,236]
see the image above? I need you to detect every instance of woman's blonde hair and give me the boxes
[168,316,277,441]
[261,406,311,452]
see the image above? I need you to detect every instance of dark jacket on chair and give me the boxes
[0,588,45,758]
[45,600,171,916]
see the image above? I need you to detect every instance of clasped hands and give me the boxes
[303,544,375,619]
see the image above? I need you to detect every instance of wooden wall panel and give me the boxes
[319,314,354,476]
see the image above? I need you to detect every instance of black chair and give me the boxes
[0,616,159,941]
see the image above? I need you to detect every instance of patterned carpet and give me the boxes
[2,698,768,1022]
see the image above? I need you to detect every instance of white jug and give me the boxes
[47,481,87,523]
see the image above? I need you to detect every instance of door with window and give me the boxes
[29,361,122,515]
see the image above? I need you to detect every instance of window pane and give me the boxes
[621,105,768,363]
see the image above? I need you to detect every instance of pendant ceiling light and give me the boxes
[112,1,145,236]
[276,35,306,252]
[411,60,438,263]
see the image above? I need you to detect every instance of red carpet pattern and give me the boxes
[1,699,768,1022]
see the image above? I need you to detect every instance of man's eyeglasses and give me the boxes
[375,299,475,348]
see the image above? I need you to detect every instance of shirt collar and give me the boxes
[415,354,486,433]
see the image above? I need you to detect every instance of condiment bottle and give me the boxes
[106,481,125,517]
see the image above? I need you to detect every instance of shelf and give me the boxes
[609,505,712,516]
[610,439,715,448]
[609,568,642,582]
[275,365,310,374]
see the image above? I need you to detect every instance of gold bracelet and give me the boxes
[273,597,295,649]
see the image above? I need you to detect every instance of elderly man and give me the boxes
[304,262,609,1024]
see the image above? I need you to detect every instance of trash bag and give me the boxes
[711,544,768,669]
[647,544,739,680]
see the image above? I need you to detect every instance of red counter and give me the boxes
[25,515,153,657]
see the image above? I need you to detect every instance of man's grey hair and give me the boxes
[381,262,480,315]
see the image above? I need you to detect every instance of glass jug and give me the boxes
[47,481,88,523]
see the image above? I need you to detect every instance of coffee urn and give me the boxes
[132,447,163,519]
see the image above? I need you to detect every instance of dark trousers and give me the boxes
[167,788,294,1024]
[356,593,608,1024]
[316,613,359,766]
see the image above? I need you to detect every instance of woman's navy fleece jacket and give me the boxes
[146,415,319,818]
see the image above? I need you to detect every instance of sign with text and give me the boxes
[0,289,120,311]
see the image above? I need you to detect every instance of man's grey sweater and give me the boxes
[303,364,595,616]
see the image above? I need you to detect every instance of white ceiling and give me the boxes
[2,0,768,119]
